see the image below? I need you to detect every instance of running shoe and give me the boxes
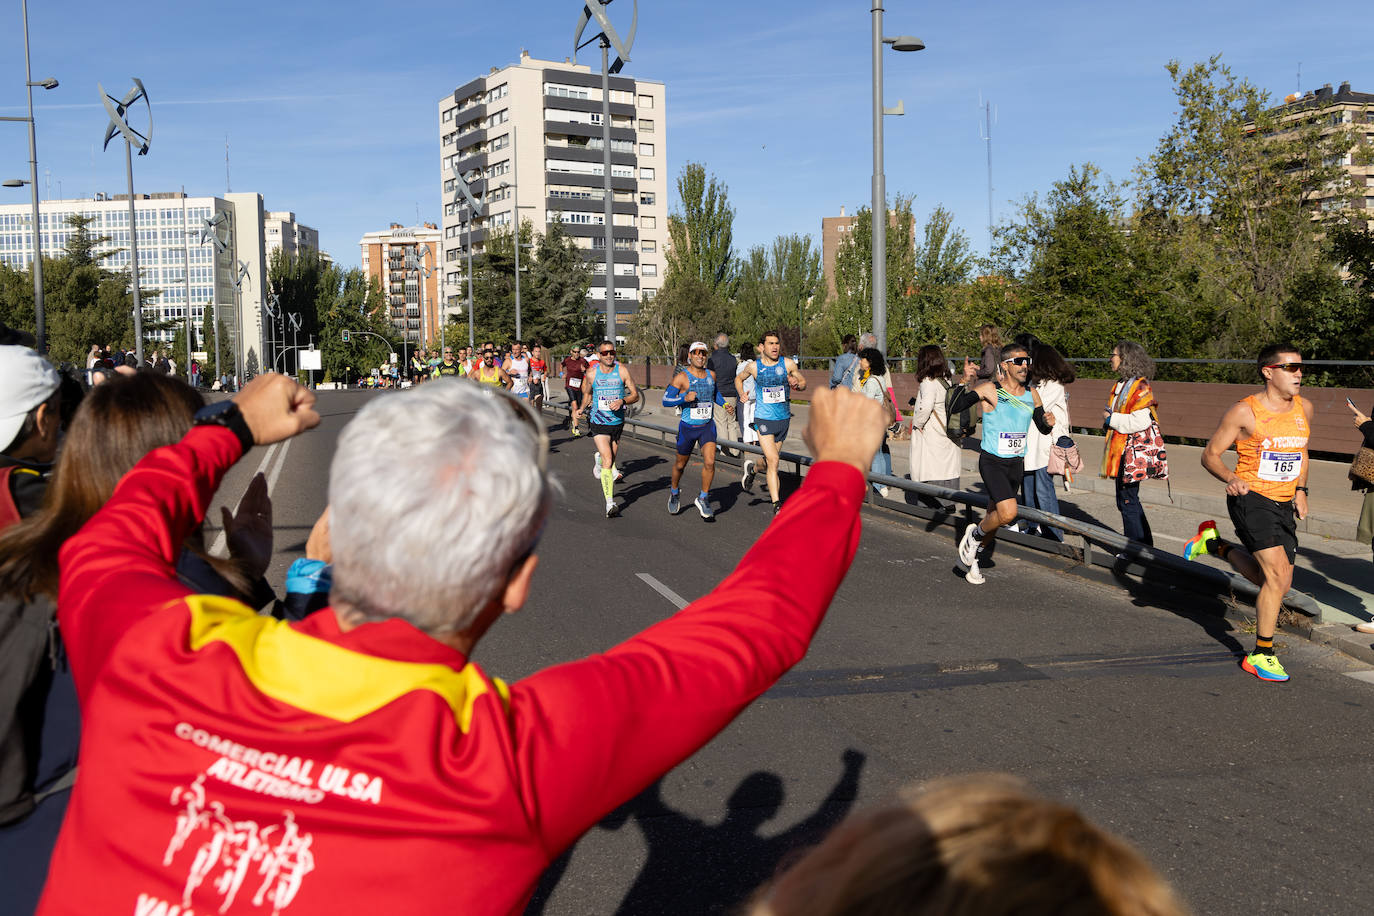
[668,491,681,515]
[1184,520,1218,561]
[742,460,757,492]
[605,500,619,519]
[571,426,581,437]
[613,467,624,482]
[772,501,782,517]
[1241,652,1289,682]
[695,495,715,521]
[965,559,985,585]
[592,455,602,479]
[957,524,979,568]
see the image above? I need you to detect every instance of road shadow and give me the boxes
[1109,563,1247,657]
[1293,551,1374,621]
[524,750,865,916]
[617,456,672,511]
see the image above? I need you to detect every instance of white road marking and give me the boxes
[209,441,288,556]
[636,573,689,610]
[1343,670,1374,685]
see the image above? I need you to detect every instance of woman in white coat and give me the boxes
[1021,345,1076,540]
[908,345,963,505]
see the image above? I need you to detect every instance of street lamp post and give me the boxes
[99,79,153,364]
[869,2,923,357]
[575,0,638,344]
[0,0,59,352]
[415,241,436,349]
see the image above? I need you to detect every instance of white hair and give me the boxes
[857,332,877,350]
[328,380,551,635]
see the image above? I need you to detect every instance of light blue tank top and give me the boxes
[680,369,716,428]
[980,386,1034,458]
[590,363,626,426]
[755,358,790,421]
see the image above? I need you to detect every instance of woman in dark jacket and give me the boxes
[1349,398,1374,562]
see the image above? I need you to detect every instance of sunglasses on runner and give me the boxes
[1265,362,1303,373]
[1003,356,1032,367]
[599,348,616,356]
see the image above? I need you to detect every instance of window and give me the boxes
[641,216,656,229]
[639,118,654,132]
[639,167,655,181]
[442,108,455,123]
[641,240,656,253]
[639,192,655,206]
[545,82,591,100]
[611,164,634,178]
[609,89,635,104]
[490,133,509,151]
[642,263,657,277]
[485,83,508,104]
[639,143,654,157]
[638,94,654,108]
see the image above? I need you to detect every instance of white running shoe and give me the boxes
[742,460,757,491]
[965,559,985,584]
[695,495,715,520]
[592,455,602,480]
[957,524,980,568]
[605,500,619,518]
[613,466,624,482]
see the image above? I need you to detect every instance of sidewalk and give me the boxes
[596,392,1374,630]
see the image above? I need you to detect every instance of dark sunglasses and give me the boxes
[1003,356,1032,367]
[599,349,616,356]
[1265,362,1303,373]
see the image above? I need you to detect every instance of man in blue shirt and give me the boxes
[736,331,807,516]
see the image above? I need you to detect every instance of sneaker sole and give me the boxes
[695,501,714,521]
[957,528,978,567]
[1240,658,1289,682]
[965,567,985,585]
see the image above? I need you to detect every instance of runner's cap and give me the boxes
[0,345,61,451]
[689,341,708,353]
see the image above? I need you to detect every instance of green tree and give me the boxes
[731,234,825,357]
[828,196,917,352]
[626,275,727,359]
[318,266,393,382]
[895,206,974,357]
[268,247,325,367]
[525,218,595,350]
[665,162,737,297]
[200,304,234,379]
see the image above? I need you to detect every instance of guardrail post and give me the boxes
[1079,533,1093,567]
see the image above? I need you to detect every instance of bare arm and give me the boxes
[499,368,512,390]
[785,358,807,391]
[1295,399,1315,519]
[1201,401,1252,495]
[736,362,757,401]
[620,365,640,406]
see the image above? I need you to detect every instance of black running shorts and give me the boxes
[589,422,623,442]
[978,450,1024,505]
[1227,490,1297,563]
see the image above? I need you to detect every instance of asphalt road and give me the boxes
[208,390,1374,915]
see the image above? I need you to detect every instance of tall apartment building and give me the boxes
[1269,81,1374,227]
[359,223,442,345]
[0,190,309,377]
[263,210,322,262]
[438,50,667,337]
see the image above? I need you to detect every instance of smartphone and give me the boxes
[1349,397,1359,410]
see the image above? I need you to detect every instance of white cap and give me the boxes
[0,345,61,452]
[689,341,709,353]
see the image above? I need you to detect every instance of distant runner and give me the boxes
[472,347,511,389]
[662,342,720,520]
[736,331,806,516]
[561,346,587,435]
[580,341,640,517]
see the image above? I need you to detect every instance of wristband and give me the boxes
[1295,486,1309,493]
[193,399,255,454]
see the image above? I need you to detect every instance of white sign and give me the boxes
[389,352,398,364]
[299,349,322,371]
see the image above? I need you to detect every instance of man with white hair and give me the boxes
[40,373,885,914]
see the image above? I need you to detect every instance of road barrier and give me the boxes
[547,403,1323,622]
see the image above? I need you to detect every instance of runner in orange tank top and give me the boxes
[1191,343,1314,683]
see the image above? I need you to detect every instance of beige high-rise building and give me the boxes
[359,223,442,346]
[438,50,667,338]
[263,210,321,262]
[1267,81,1374,227]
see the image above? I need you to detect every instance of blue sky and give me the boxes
[2,1,1370,268]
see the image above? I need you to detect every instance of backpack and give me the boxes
[940,379,975,444]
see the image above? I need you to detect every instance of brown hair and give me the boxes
[978,325,1002,349]
[0,373,250,601]
[915,345,952,383]
[749,774,1188,916]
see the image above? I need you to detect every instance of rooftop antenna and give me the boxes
[1296,61,1301,94]
[225,133,231,194]
[978,94,997,257]
[416,201,420,225]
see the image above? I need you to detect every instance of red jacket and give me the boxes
[40,426,865,915]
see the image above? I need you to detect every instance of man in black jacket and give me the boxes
[707,333,741,458]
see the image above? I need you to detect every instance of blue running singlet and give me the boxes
[754,358,790,422]
[680,369,716,428]
[590,363,626,426]
[979,386,1034,458]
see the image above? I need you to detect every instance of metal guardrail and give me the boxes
[547,403,1323,622]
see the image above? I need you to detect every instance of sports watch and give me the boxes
[192,399,255,453]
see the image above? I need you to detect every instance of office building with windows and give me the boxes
[0,190,316,377]
[264,210,322,263]
[438,50,667,335]
[359,223,442,345]
[1266,81,1374,227]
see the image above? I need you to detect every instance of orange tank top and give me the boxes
[1233,394,1309,501]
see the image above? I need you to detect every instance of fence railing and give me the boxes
[550,403,1324,622]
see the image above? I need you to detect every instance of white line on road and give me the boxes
[209,441,289,556]
[636,573,689,610]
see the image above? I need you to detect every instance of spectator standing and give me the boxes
[1349,398,1374,568]
[1100,340,1162,546]
[153,349,170,375]
[40,377,885,914]
[829,335,859,390]
[1022,345,1076,541]
[707,333,741,458]
[737,342,759,447]
[858,348,894,498]
[189,359,201,389]
[976,324,1003,380]
[908,344,962,502]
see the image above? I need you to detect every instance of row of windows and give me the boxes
[546,159,641,179]
[2,205,218,230]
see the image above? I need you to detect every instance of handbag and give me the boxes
[1047,435,1083,477]
[1121,421,1168,482]
[1351,446,1374,487]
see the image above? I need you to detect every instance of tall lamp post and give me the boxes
[869,3,923,357]
[414,241,436,349]
[575,0,638,343]
[99,78,153,364]
[1,3,58,352]
[198,211,231,382]
[450,165,481,348]
[231,258,249,384]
